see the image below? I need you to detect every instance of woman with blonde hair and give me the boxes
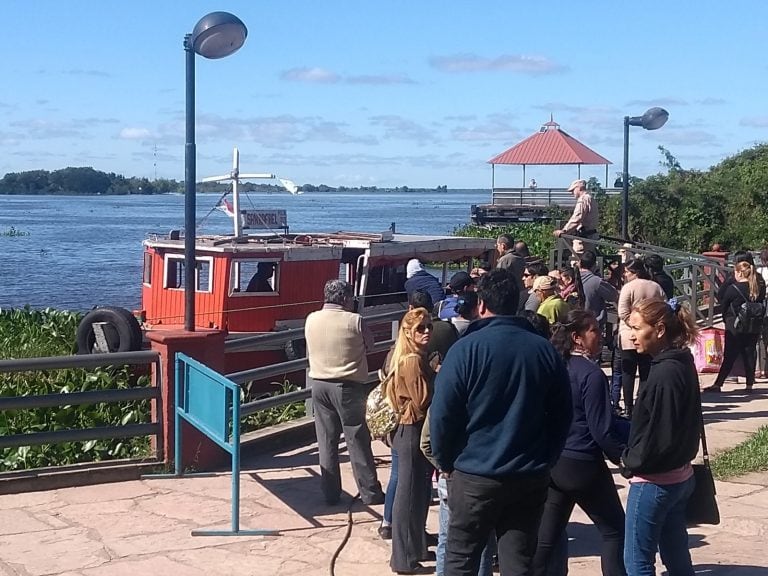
[621,297,701,575]
[705,260,766,392]
[387,307,436,575]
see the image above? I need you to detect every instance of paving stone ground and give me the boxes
[1,372,767,575]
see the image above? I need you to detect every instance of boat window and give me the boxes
[230,259,280,296]
[143,252,152,286]
[363,264,407,306]
[196,259,212,292]
[164,255,213,292]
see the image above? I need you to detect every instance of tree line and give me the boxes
[598,144,768,252]
[0,167,450,196]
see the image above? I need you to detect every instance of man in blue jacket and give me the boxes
[404,258,445,307]
[430,269,572,576]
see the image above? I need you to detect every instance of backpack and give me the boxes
[366,367,401,440]
[730,286,765,335]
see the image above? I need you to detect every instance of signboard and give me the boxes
[240,209,288,230]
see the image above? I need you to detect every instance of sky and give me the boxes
[2,1,767,189]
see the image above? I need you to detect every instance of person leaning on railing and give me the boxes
[553,179,599,254]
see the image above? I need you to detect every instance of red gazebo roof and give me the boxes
[488,119,611,166]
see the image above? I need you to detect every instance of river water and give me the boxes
[0,190,488,311]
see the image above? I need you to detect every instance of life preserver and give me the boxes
[76,306,143,354]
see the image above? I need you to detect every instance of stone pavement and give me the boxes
[1,373,768,576]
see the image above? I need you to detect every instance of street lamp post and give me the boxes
[621,107,669,240]
[183,12,247,331]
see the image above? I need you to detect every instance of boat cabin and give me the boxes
[140,229,495,333]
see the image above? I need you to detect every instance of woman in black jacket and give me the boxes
[705,260,765,392]
[533,309,627,576]
[621,297,700,576]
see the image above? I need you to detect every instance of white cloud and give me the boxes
[280,67,340,83]
[697,98,726,106]
[625,98,688,107]
[430,54,567,75]
[739,116,768,128]
[369,115,436,144]
[119,127,152,140]
[345,74,415,85]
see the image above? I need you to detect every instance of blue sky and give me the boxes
[2,1,766,189]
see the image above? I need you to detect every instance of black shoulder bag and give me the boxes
[685,383,721,526]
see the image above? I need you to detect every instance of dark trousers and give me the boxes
[714,330,760,388]
[446,469,550,576]
[621,349,651,416]
[390,422,431,572]
[310,377,382,504]
[533,456,626,576]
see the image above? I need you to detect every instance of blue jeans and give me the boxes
[624,477,695,576]
[437,475,494,576]
[383,447,399,525]
[611,345,623,409]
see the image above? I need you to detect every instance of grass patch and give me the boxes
[711,425,768,480]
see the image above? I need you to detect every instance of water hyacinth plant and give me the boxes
[0,307,151,471]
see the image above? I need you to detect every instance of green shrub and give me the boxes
[0,308,151,471]
[454,222,557,262]
[241,380,307,433]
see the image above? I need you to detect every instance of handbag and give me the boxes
[685,384,720,526]
[365,368,400,440]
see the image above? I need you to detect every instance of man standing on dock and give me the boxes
[553,179,599,252]
[305,279,385,506]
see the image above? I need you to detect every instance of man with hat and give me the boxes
[436,271,475,320]
[553,179,599,253]
[534,275,570,324]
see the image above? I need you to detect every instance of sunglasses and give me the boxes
[414,323,433,333]
[523,272,531,277]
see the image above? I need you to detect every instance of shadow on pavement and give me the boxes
[693,565,768,574]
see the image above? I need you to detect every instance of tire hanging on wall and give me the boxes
[76,306,143,354]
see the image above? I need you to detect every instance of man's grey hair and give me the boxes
[324,279,353,305]
[496,234,513,249]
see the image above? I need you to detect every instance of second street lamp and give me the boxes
[621,107,669,240]
[183,12,247,331]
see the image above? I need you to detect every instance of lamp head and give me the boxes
[627,107,669,130]
[190,12,247,59]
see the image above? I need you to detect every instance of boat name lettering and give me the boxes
[241,209,288,230]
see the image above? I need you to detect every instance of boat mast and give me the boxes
[232,148,242,237]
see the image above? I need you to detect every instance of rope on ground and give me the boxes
[329,492,360,576]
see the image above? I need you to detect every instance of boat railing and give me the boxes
[0,350,164,489]
[224,309,404,353]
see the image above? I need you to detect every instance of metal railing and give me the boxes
[0,350,164,461]
[550,235,730,327]
[492,187,621,207]
[223,308,404,354]
[222,309,403,419]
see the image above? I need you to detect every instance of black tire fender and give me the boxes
[76,306,143,354]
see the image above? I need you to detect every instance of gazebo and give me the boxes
[488,118,612,188]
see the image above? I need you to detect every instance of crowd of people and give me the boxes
[303,231,764,575]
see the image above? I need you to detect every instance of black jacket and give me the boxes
[621,348,701,476]
[717,274,765,324]
[652,271,675,299]
[718,278,766,327]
